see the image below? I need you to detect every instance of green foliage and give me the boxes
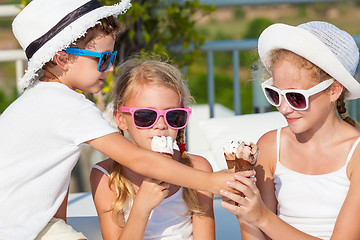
[19,0,214,96]
[0,87,17,113]
[0,61,17,113]
[309,3,333,17]
[21,0,213,67]
[102,0,214,104]
[187,16,275,113]
[234,7,245,19]
[0,19,13,29]
[240,18,273,68]
[212,32,233,68]
[105,0,215,67]
[297,4,308,18]
[243,18,274,39]
[188,70,254,114]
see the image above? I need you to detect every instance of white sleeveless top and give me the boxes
[274,128,360,240]
[92,165,193,239]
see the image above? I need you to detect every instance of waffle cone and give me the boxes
[162,153,173,158]
[225,155,255,172]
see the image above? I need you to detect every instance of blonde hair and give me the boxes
[108,56,202,226]
[267,49,360,129]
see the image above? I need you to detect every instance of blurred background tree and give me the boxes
[97,0,215,108]
[112,0,214,66]
[3,0,360,115]
[20,0,214,109]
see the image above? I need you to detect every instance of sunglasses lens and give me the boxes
[265,88,280,106]
[166,110,188,128]
[286,92,306,110]
[133,109,157,128]
[99,53,112,71]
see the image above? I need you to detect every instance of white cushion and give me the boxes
[199,111,288,171]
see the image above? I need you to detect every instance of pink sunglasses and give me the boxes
[119,106,192,129]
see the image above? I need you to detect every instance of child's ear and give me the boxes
[330,81,343,102]
[113,110,128,131]
[54,51,69,70]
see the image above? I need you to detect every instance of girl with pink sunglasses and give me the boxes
[90,57,216,240]
[221,21,360,240]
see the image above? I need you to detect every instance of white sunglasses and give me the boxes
[261,78,334,111]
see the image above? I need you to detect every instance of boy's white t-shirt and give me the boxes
[0,82,117,240]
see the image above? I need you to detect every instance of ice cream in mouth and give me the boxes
[151,136,174,157]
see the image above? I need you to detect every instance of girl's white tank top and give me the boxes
[92,164,193,239]
[274,128,360,240]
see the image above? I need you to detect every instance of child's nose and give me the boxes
[278,96,294,114]
[105,63,115,73]
[153,116,167,129]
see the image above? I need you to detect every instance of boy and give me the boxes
[0,0,239,239]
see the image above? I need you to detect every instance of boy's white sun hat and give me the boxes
[12,0,131,91]
[258,21,360,100]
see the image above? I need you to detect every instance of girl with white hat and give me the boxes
[0,1,238,239]
[220,21,360,240]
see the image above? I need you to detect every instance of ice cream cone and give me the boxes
[162,153,173,158]
[223,141,259,172]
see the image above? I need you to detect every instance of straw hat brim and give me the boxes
[258,23,360,100]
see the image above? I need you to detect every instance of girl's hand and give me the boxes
[133,178,170,215]
[221,170,256,205]
[210,169,254,195]
[220,173,266,226]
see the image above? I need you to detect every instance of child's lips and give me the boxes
[286,117,300,123]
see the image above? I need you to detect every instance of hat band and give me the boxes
[25,0,102,60]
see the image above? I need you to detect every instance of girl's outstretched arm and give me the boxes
[89,132,236,195]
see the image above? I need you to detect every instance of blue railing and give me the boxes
[202,39,258,117]
[172,0,354,7]
[194,37,360,120]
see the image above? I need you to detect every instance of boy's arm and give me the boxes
[88,132,237,195]
[53,187,69,222]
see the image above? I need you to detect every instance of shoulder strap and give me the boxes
[92,164,110,177]
[276,128,282,163]
[345,137,360,164]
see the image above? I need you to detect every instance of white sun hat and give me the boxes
[258,21,360,100]
[12,0,131,91]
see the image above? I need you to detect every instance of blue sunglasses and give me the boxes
[63,48,117,72]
